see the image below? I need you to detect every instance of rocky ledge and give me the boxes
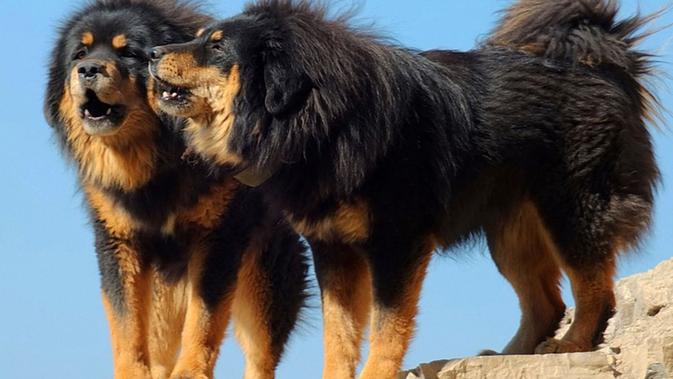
[401,258,673,379]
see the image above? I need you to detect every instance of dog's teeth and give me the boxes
[171,92,178,98]
[162,91,171,99]
[106,108,112,115]
[84,109,91,117]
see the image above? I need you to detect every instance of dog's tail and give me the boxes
[486,0,665,123]
[487,0,661,75]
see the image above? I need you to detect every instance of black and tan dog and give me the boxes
[45,1,308,378]
[149,0,661,378]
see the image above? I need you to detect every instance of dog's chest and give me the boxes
[87,174,237,239]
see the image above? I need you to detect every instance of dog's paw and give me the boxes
[535,338,587,354]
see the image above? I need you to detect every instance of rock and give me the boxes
[402,258,673,379]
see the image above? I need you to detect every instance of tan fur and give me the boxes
[154,51,244,166]
[153,52,220,89]
[487,202,617,355]
[232,247,276,379]
[101,243,153,379]
[289,199,371,243]
[537,258,616,353]
[195,28,206,37]
[178,178,239,230]
[81,31,94,46]
[148,271,188,379]
[210,30,223,42]
[183,65,243,166]
[112,34,127,49]
[320,248,372,379]
[85,185,138,238]
[171,245,233,378]
[486,201,565,354]
[59,66,159,190]
[359,239,434,379]
[146,76,162,115]
[160,213,178,236]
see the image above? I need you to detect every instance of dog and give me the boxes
[45,1,308,378]
[149,0,661,378]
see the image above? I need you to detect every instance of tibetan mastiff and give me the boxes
[45,1,308,378]
[149,0,661,378]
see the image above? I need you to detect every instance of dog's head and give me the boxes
[151,1,394,190]
[150,6,318,183]
[45,0,210,189]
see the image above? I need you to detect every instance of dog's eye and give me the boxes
[73,48,87,61]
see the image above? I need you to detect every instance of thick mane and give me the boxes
[93,0,213,32]
[240,0,472,198]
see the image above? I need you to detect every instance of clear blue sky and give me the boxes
[0,1,671,378]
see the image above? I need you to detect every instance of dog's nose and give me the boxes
[77,62,103,80]
[149,48,165,61]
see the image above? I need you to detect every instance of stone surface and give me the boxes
[401,258,673,379]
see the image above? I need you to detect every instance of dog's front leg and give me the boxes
[170,242,240,379]
[358,235,435,379]
[98,236,153,379]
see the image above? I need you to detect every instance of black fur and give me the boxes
[166,0,659,258]
[152,0,661,370]
[225,0,658,259]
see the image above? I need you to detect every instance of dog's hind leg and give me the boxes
[312,241,372,379]
[536,258,616,353]
[533,192,653,353]
[358,235,435,379]
[485,201,566,354]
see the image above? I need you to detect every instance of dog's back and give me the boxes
[424,0,661,355]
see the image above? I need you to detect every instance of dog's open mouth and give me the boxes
[79,90,125,135]
[155,77,192,105]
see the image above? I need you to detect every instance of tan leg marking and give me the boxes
[319,248,372,379]
[170,245,232,379]
[537,258,616,354]
[358,247,432,379]
[147,270,188,379]
[232,248,276,379]
[486,201,565,354]
[101,242,152,379]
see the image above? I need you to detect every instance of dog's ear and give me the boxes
[44,45,68,129]
[264,54,311,116]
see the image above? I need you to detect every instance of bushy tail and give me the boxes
[487,0,661,76]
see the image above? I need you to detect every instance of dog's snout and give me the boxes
[149,48,165,61]
[77,61,103,80]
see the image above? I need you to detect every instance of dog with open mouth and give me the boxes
[149,1,662,378]
[45,1,309,378]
